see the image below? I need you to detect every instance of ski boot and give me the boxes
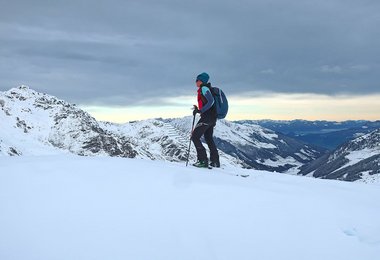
[210,161,220,168]
[192,160,209,168]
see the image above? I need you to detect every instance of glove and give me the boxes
[193,105,200,116]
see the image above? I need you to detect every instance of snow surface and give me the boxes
[356,171,380,185]
[1,155,379,260]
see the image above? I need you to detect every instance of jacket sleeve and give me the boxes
[200,87,214,113]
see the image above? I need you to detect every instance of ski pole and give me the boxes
[186,114,196,167]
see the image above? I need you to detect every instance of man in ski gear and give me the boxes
[191,72,220,168]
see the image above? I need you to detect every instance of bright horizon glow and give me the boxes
[80,93,380,123]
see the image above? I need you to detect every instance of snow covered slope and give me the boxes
[300,128,380,182]
[0,155,379,260]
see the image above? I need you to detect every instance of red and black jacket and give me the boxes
[197,83,217,121]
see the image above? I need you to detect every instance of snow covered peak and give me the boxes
[5,85,42,100]
[0,86,136,157]
[2,85,71,109]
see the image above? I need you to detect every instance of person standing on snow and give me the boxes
[191,72,220,168]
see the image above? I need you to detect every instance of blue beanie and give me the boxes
[196,72,210,84]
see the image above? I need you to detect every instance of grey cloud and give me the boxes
[0,0,379,106]
[320,65,343,74]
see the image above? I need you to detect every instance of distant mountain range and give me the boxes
[236,119,380,150]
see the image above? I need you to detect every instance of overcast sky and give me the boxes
[0,0,379,121]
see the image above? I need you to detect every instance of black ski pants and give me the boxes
[191,117,219,163]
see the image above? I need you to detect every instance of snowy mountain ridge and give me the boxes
[300,128,380,181]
